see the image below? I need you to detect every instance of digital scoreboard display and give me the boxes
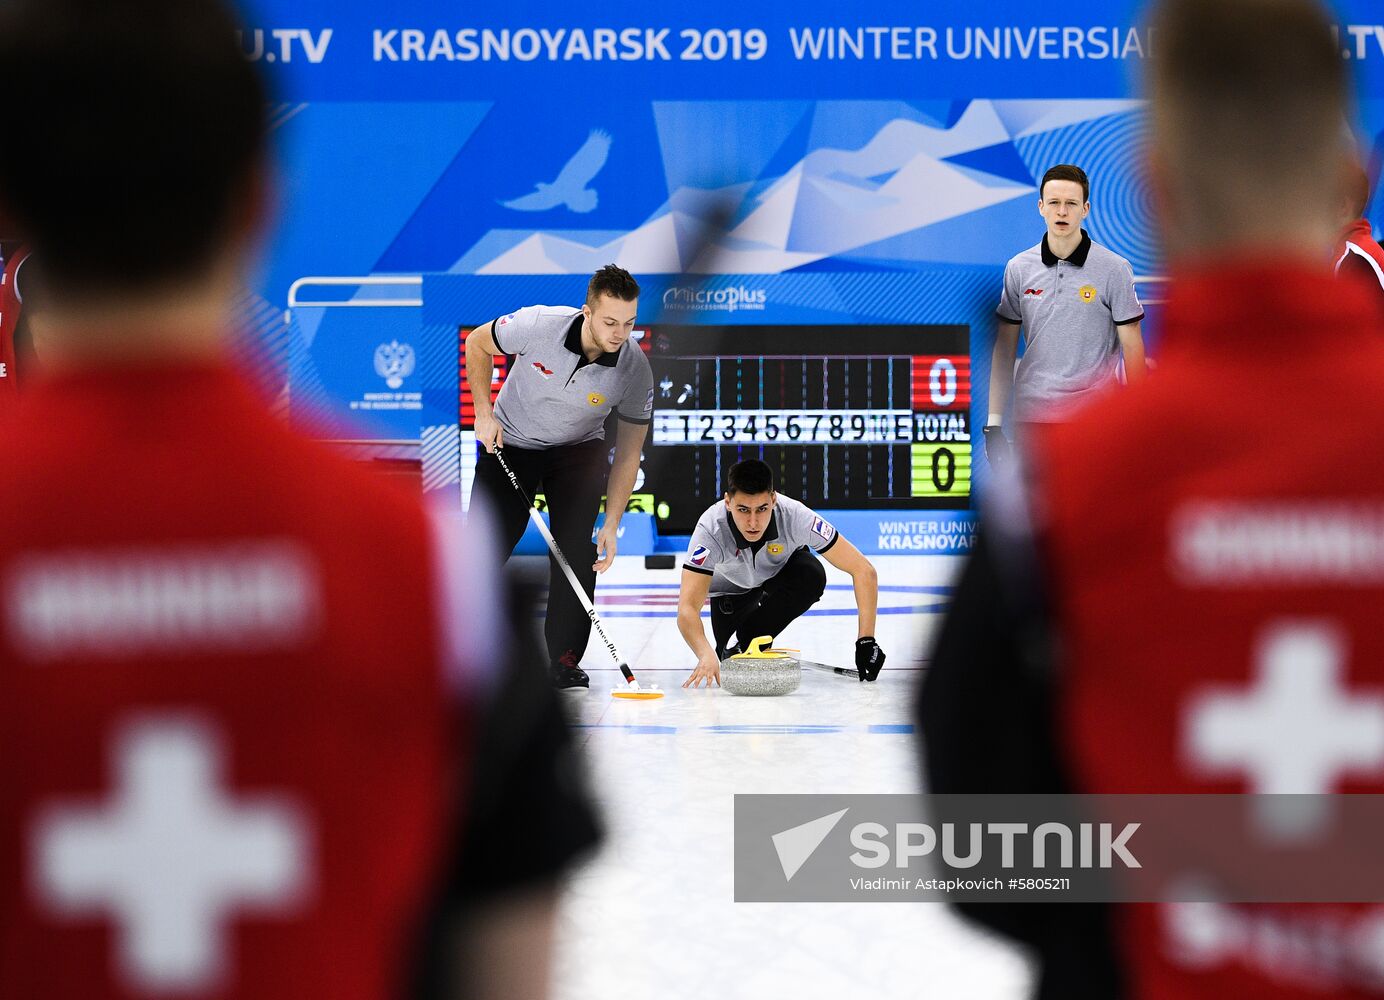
[460,323,971,534]
[643,325,970,532]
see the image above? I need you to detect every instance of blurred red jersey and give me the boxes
[0,246,29,402]
[0,359,486,998]
[1335,219,1384,317]
[1040,265,1384,997]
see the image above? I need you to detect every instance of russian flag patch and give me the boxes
[690,545,709,566]
[811,516,835,541]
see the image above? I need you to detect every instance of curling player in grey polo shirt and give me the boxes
[467,264,653,689]
[678,459,884,688]
[984,164,1148,468]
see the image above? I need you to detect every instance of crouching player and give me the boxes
[678,459,885,687]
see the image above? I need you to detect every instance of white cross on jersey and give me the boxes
[1185,622,1384,841]
[33,718,312,993]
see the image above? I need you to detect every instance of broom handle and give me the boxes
[493,449,636,685]
[799,659,860,679]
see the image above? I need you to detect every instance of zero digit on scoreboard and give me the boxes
[911,443,973,498]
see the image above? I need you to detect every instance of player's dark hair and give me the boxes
[1148,0,1345,229]
[587,264,640,306]
[1040,165,1090,203]
[0,0,268,299]
[726,459,773,497]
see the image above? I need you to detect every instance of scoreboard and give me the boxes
[643,325,970,532]
[460,323,972,534]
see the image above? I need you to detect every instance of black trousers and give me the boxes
[472,440,607,665]
[710,546,827,657]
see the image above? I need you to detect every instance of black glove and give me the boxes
[982,425,1010,468]
[855,637,885,682]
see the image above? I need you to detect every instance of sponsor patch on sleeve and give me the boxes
[644,387,654,413]
[689,545,709,566]
[498,312,515,326]
[811,516,836,542]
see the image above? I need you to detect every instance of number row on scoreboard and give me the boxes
[652,410,969,446]
[531,493,659,514]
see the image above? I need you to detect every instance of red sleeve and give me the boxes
[1337,252,1384,307]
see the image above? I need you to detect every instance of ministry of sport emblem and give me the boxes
[374,340,415,389]
[1078,284,1098,304]
[588,392,606,407]
[767,543,784,556]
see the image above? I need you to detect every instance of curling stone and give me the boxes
[720,635,800,696]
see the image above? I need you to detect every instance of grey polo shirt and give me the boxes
[682,494,839,597]
[490,305,654,449]
[996,230,1143,424]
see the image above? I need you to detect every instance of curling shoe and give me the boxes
[551,649,590,690]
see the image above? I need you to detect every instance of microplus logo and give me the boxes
[661,285,767,313]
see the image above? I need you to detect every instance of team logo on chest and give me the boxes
[531,361,555,378]
[1023,288,1044,297]
[1078,284,1098,303]
[588,392,606,407]
[767,543,784,556]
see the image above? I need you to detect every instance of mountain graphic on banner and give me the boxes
[942,142,1034,187]
[469,114,1032,274]
[460,100,1147,275]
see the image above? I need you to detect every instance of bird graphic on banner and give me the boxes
[500,129,611,214]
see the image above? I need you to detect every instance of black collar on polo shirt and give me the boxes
[725,507,780,554]
[563,313,621,368]
[1040,228,1092,268]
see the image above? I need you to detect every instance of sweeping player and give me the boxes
[679,459,884,687]
[467,265,654,689]
[0,0,599,995]
[983,164,1147,467]
[919,0,1384,996]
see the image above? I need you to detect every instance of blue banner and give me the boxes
[259,0,1384,519]
[244,1,1384,101]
